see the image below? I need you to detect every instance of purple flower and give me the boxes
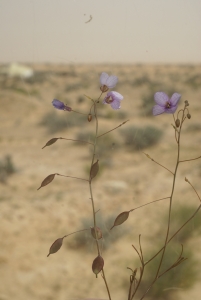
[153,92,181,116]
[103,91,123,110]
[100,72,118,92]
[52,99,72,111]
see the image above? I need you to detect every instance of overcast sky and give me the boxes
[0,0,201,64]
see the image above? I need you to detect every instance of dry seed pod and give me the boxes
[91,226,102,240]
[187,113,191,119]
[37,174,56,190]
[47,237,64,257]
[42,138,59,149]
[90,160,99,181]
[175,119,180,128]
[92,255,104,277]
[88,114,92,122]
[110,211,130,230]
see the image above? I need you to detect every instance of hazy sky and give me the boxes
[0,0,201,64]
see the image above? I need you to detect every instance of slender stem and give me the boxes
[87,94,112,300]
[63,228,90,239]
[140,109,185,299]
[60,137,94,145]
[57,173,89,182]
[179,155,201,163]
[129,197,170,213]
[97,120,129,138]
[143,153,174,175]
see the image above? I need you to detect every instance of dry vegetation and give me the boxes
[0,63,201,300]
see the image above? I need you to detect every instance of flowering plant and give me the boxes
[38,72,201,300]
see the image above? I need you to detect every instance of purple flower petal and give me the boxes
[111,99,121,110]
[164,105,178,114]
[153,105,166,116]
[52,99,72,111]
[170,93,181,106]
[52,99,65,110]
[103,91,123,110]
[154,92,169,106]
[100,72,118,88]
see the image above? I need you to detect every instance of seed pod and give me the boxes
[88,114,92,122]
[37,174,56,190]
[91,226,102,240]
[187,113,191,119]
[47,237,64,257]
[42,138,59,149]
[92,255,104,277]
[90,160,99,181]
[175,119,180,128]
[110,211,130,230]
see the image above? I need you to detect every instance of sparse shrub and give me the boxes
[0,155,16,183]
[39,111,86,133]
[136,205,200,300]
[121,125,163,150]
[186,123,201,132]
[185,74,201,89]
[137,245,198,300]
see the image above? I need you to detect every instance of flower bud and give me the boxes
[42,138,59,149]
[91,226,102,240]
[47,237,64,257]
[175,119,180,128]
[110,211,130,230]
[90,160,99,181]
[187,113,191,119]
[37,174,56,190]
[92,255,104,277]
[184,100,189,107]
[88,114,92,122]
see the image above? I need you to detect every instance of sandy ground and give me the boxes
[0,63,201,300]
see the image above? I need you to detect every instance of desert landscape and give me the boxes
[0,63,201,300]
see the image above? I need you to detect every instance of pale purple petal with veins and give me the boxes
[103,91,123,110]
[154,92,169,106]
[170,93,181,106]
[100,72,118,88]
[153,91,181,116]
[153,105,166,116]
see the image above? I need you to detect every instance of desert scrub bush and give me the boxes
[120,125,163,150]
[135,205,200,300]
[39,111,87,133]
[0,155,16,183]
[99,109,128,120]
[169,205,201,243]
[184,74,201,89]
[136,245,198,300]
[185,122,201,132]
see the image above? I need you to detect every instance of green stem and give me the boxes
[88,95,112,300]
[140,109,186,300]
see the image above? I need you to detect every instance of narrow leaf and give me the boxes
[92,255,104,278]
[110,211,130,230]
[90,160,99,180]
[47,237,64,257]
[91,226,102,240]
[37,174,56,190]
[42,138,59,149]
